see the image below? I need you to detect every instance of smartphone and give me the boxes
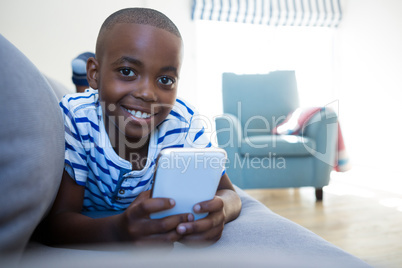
[150,147,227,221]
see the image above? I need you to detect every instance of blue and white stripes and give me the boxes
[60,89,212,211]
[192,0,342,27]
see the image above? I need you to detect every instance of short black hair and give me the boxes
[99,8,181,39]
[95,8,182,59]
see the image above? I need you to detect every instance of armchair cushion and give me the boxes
[240,135,316,157]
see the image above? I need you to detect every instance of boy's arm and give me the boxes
[216,173,242,223]
[43,170,118,244]
[176,173,242,245]
[42,170,192,245]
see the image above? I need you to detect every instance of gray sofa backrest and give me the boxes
[0,34,64,260]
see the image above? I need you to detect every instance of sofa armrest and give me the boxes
[17,186,370,268]
[0,35,64,262]
[302,108,338,186]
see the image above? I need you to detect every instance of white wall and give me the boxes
[335,0,402,171]
[0,0,197,102]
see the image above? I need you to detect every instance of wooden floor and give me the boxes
[244,167,402,268]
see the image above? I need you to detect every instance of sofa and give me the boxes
[0,34,370,267]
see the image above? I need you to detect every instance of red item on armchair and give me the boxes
[272,107,351,172]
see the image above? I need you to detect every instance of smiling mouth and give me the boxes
[122,107,153,119]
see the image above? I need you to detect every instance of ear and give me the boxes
[86,57,99,89]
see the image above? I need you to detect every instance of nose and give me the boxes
[132,78,157,102]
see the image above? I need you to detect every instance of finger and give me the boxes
[136,229,184,245]
[179,227,223,246]
[134,190,151,203]
[129,190,151,208]
[129,198,175,218]
[157,229,184,243]
[176,212,224,235]
[144,213,194,235]
[194,197,224,214]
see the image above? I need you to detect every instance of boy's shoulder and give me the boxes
[169,97,197,125]
[60,88,99,113]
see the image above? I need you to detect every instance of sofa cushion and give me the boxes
[240,135,316,157]
[0,35,64,258]
[44,75,73,101]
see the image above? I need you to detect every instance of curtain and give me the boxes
[192,0,342,27]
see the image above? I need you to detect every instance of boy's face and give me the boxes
[88,23,183,143]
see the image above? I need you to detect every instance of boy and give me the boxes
[45,8,241,246]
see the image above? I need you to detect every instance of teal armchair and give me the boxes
[215,71,338,200]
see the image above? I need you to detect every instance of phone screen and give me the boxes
[150,148,226,220]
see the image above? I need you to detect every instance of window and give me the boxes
[195,20,337,120]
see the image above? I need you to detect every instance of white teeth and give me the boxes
[123,108,151,119]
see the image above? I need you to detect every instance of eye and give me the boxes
[158,76,175,86]
[119,68,135,77]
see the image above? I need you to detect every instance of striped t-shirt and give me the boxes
[60,89,212,211]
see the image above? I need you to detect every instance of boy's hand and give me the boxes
[120,190,193,247]
[175,196,226,246]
